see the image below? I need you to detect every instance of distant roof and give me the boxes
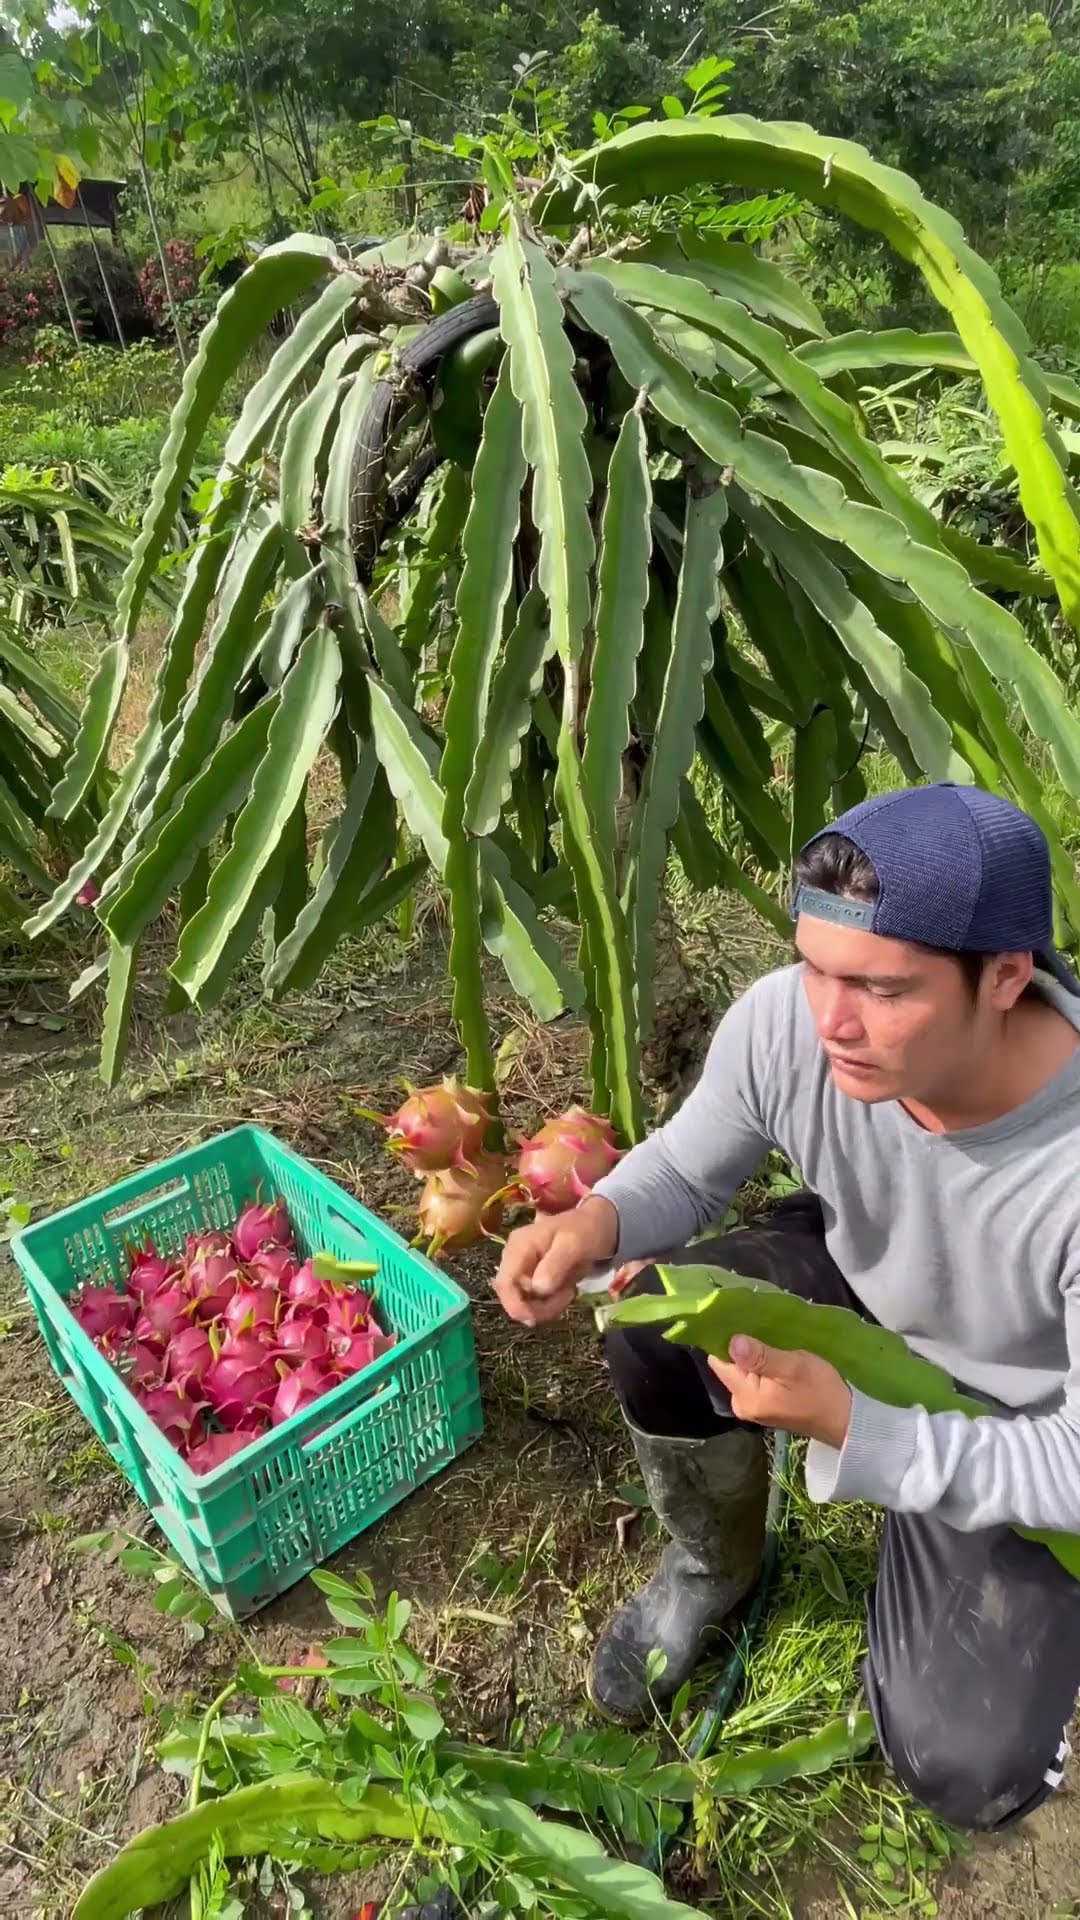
[0,179,125,231]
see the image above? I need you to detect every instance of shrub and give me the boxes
[138,237,217,338]
[0,257,69,348]
[60,239,153,345]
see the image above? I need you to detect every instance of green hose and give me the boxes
[641,1429,791,1874]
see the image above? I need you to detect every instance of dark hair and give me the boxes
[793,833,990,999]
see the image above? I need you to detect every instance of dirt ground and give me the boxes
[2,925,1079,1919]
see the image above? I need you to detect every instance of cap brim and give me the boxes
[1035,948,1080,996]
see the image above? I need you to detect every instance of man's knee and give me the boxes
[603,1244,744,1438]
[871,1670,1061,1831]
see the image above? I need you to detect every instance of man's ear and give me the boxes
[987,951,1033,1010]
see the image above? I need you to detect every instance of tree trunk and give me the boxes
[231,0,279,221]
[38,218,81,347]
[76,189,126,346]
[137,155,187,365]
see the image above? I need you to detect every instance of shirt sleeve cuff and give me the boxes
[590,1178,639,1260]
[804,1390,920,1507]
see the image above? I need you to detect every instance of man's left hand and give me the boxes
[708,1337,852,1449]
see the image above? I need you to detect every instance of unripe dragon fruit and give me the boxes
[69,1282,136,1343]
[232,1196,293,1262]
[417,1151,508,1254]
[271,1359,331,1427]
[378,1079,492,1174]
[515,1107,622,1214]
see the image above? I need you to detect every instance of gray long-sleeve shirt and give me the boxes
[593,964,1080,1537]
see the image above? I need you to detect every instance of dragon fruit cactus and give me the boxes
[377,1079,493,1174]
[417,1151,508,1254]
[515,1107,623,1214]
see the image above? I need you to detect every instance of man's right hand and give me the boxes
[494,1195,620,1327]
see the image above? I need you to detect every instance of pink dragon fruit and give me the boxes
[139,1382,206,1449]
[330,1324,396,1376]
[134,1281,192,1341]
[185,1229,233,1260]
[515,1107,622,1214]
[275,1314,332,1368]
[324,1288,373,1338]
[223,1282,279,1339]
[125,1245,180,1304]
[232,1196,293,1263]
[70,1283,135,1344]
[275,1643,328,1692]
[185,1247,241,1323]
[378,1079,492,1174]
[246,1245,298,1289]
[128,1339,165,1390]
[203,1334,279,1429]
[284,1260,331,1315]
[165,1322,215,1391]
[133,1311,167,1354]
[271,1359,331,1427]
[186,1430,259,1475]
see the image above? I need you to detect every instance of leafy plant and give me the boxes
[0,460,168,925]
[72,1564,874,1918]
[608,1266,1080,1580]
[28,117,1080,1110]
[72,1525,223,1631]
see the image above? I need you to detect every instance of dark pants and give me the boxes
[604,1193,1080,1831]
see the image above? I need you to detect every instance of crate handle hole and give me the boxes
[320,1207,378,1257]
[101,1176,192,1232]
[301,1375,402,1453]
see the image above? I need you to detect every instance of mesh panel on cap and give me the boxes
[809,782,1058,957]
[829,786,982,950]
[951,785,1054,952]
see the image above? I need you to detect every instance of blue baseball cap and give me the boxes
[794,783,1080,995]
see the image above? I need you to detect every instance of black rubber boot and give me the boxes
[588,1424,769,1725]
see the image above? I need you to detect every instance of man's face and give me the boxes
[795,915,994,1105]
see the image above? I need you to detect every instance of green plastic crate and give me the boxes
[11,1124,483,1618]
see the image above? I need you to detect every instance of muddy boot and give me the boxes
[588,1424,769,1725]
